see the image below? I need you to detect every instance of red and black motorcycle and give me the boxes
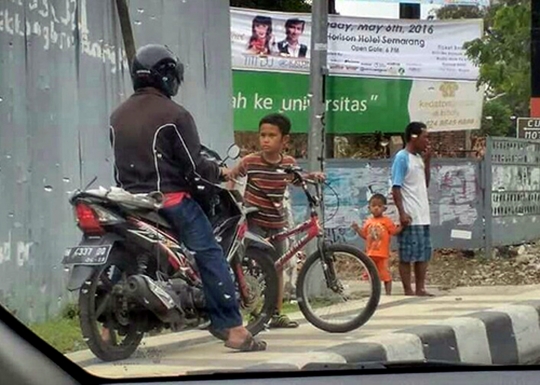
[61,145,278,361]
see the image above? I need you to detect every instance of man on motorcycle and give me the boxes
[108,44,266,352]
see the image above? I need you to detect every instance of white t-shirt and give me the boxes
[391,149,430,225]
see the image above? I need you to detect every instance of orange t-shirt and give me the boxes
[360,216,399,259]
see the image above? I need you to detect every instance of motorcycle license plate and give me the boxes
[62,245,112,265]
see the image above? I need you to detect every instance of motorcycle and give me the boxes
[61,144,278,362]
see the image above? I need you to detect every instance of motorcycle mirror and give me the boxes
[227,144,241,160]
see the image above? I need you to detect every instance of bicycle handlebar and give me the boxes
[277,165,321,207]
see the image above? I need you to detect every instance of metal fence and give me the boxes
[484,137,540,257]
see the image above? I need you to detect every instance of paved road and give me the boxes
[70,284,540,378]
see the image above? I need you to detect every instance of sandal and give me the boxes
[268,314,299,329]
[224,335,267,352]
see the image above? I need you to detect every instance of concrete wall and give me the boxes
[293,158,484,251]
[0,0,233,322]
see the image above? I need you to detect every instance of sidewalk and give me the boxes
[245,287,540,371]
[72,284,540,378]
[68,288,439,367]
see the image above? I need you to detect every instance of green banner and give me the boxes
[232,70,483,134]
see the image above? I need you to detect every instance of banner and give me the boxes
[230,8,482,81]
[232,70,484,133]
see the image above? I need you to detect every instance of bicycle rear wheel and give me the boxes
[296,243,381,333]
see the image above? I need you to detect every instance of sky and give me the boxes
[335,0,486,19]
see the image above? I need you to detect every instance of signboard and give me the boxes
[233,71,484,133]
[516,118,540,140]
[230,8,483,81]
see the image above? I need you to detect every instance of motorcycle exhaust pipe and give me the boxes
[126,275,182,323]
[170,278,206,310]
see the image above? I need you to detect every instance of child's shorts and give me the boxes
[368,256,392,283]
[247,220,286,262]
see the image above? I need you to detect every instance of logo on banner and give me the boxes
[440,82,459,98]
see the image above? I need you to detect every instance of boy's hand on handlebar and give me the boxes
[308,172,326,182]
[220,167,232,180]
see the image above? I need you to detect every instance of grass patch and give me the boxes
[28,301,302,353]
[281,301,300,315]
[29,304,86,354]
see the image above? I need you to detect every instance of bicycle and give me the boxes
[264,165,381,333]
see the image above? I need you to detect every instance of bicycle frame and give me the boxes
[269,213,321,271]
[256,166,330,272]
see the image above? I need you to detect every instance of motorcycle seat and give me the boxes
[84,187,163,210]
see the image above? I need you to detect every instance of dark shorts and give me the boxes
[248,221,286,262]
[398,225,432,263]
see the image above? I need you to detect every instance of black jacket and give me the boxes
[277,41,308,58]
[109,87,220,194]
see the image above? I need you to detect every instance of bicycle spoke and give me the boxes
[297,246,381,332]
[95,293,112,319]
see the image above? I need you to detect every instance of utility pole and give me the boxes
[307,0,328,176]
[306,0,328,259]
[532,0,540,117]
[328,0,337,14]
[325,0,337,158]
[115,0,137,72]
[399,2,420,19]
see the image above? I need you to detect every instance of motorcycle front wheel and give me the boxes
[78,248,144,362]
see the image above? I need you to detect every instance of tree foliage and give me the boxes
[464,1,530,116]
[481,99,513,137]
[434,5,485,20]
[436,1,530,136]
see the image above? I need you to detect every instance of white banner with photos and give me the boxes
[230,8,482,81]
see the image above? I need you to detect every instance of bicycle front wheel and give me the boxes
[296,244,381,333]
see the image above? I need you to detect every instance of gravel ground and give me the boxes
[388,240,540,290]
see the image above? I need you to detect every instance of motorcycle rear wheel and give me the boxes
[79,248,144,362]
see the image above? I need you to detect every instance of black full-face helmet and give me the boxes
[131,44,184,97]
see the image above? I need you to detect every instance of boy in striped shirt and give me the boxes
[228,113,324,328]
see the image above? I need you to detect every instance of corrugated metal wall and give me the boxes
[0,0,233,323]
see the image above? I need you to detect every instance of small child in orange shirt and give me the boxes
[352,193,401,295]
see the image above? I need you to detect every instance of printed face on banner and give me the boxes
[242,14,310,59]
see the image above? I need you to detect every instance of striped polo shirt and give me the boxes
[232,152,297,229]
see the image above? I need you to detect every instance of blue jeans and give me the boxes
[160,197,243,330]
